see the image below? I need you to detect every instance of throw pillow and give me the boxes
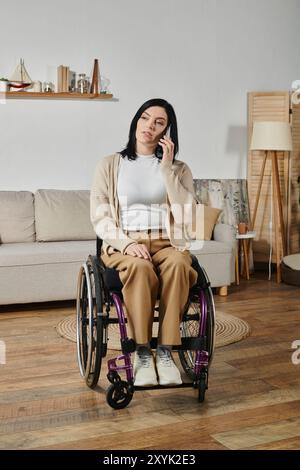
[194,204,222,240]
[204,206,222,240]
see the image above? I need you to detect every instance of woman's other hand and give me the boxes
[124,243,152,260]
[159,134,174,163]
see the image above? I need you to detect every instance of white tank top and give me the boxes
[117,154,168,231]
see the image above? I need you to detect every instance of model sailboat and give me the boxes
[9,59,32,90]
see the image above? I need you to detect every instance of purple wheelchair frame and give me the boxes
[107,288,209,386]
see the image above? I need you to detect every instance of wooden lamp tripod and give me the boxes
[250,121,293,283]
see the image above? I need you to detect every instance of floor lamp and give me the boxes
[250,121,293,283]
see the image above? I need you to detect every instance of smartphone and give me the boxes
[156,126,171,160]
[157,126,170,159]
[165,126,171,139]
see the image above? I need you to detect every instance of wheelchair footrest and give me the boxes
[134,382,194,391]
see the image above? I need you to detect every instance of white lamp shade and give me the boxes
[250,121,293,151]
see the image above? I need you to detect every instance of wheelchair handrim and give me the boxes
[76,263,94,379]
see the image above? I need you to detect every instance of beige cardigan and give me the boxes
[90,153,198,255]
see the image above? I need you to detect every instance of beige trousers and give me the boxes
[101,231,198,345]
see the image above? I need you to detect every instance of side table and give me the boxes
[235,231,256,284]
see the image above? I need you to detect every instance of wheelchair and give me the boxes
[76,237,216,409]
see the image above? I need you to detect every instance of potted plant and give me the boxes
[0,78,9,92]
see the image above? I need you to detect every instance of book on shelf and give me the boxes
[57,65,64,92]
[64,66,69,92]
[57,65,71,92]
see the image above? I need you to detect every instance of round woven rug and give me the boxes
[55,311,250,349]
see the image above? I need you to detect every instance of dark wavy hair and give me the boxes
[119,98,179,162]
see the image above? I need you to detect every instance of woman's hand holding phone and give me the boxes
[159,127,174,163]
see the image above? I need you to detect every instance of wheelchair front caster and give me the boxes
[197,370,208,403]
[106,381,134,409]
[107,370,120,384]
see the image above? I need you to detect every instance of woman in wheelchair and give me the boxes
[79,98,215,408]
[90,98,200,388]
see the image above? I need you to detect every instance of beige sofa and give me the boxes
[0,190,236,305]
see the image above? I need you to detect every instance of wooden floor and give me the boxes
[0,273,300,450]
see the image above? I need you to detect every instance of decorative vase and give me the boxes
[77,73,89,93]
[90,59,100,94]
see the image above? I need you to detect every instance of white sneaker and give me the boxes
[156,348,183,386]
[133,347,158,387]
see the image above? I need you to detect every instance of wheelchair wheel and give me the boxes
[76,255,106,388]
[106,381,134,410]
[179,267,216,381]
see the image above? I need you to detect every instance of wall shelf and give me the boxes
[0,91,113,100]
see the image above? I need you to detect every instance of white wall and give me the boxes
[0,0,299,190]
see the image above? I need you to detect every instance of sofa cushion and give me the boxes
[213,223,237,249]
[0,240,96,303]
[0,240,95,266]
[0,191,35,243]
[35,189,95,242]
